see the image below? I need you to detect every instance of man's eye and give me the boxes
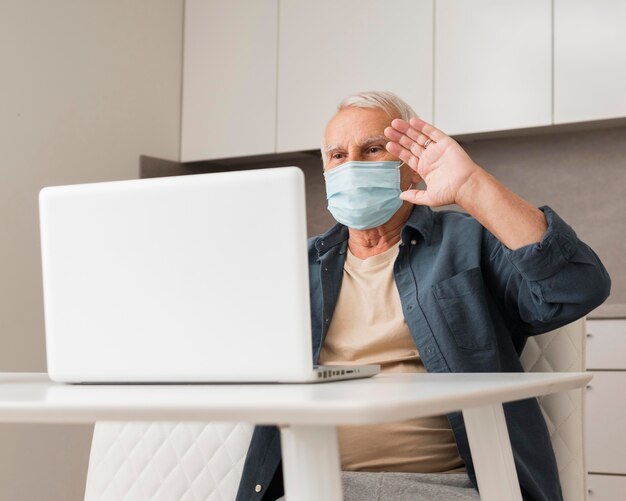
[367,146,382,154]
[331,153,345,160]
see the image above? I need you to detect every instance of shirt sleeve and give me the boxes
[482,206,611,336]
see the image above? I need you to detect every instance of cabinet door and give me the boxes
[181,0,278,161]
[588,474,626,500]
[434,0,551,135]
[276,0,433,153]
[586,319,626,370]
[554,0,626,124]
[586,372,626,474]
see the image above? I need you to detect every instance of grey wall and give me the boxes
[0,1,183,499]
[461,124,626,314]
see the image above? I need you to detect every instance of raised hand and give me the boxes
[384,117,482,207]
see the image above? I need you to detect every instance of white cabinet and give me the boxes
[586,319,626,370]
[586,371,626,474]
[554,0,626,124]
[587,474,626,500]
[434,0,552,136]
[586,319,626,490]
[179,1,626,162]
[181,0,278,162]
[276,0,433,153]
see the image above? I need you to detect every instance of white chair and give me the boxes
[520,317,588,501]
[85,319,587,501]
[84,422,254,501]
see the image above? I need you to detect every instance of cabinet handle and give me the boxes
[586,333,593,338]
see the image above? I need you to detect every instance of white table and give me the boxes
[0,371,591,501]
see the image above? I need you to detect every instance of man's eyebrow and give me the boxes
[323,135,389,155]
[360,135,389,147]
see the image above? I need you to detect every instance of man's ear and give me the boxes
[399,164,421,191]
[408,170,423,189]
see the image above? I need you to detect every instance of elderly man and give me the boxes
[236,91,611,501]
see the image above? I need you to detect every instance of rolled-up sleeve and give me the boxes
[483,206,611,335]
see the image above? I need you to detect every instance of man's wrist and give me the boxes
[454,164,548,249]
[455,165,491,212]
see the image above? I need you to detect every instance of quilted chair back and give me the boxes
[520,317,588,501]
[84,422,254,501]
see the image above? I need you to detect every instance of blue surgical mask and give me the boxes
[324,160,403,230]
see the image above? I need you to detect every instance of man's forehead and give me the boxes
[324,107,394,144]
[324,134,388,152]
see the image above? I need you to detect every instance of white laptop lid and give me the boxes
[39,167,314,383]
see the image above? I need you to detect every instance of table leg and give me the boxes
[279,425,343,501]
[462,404,522,501]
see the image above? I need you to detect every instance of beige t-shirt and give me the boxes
[319,241,465,473]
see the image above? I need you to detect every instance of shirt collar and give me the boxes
[314,205,435,256]
[403,205,435,245]
[314,223,348,256]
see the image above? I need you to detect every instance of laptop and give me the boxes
[39,167,379,383]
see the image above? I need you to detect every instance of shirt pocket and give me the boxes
[432,267,495,351]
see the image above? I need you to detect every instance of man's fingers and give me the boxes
[385,126,427,156]
[385,141,416,163]
[385,136,425,158]
[389,119,423,143]
[388,118,409,132]
[383,126,404,142]
[385,141,421,171]
[385,140,406,158]
[400,189,431,206]
[409,141,425,157]
[408,117,446,142]
[388,120,433,148]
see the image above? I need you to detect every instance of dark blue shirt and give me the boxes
[237,205,611,501]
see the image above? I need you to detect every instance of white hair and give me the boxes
[339,90,418,122]
[321,90,419,163]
